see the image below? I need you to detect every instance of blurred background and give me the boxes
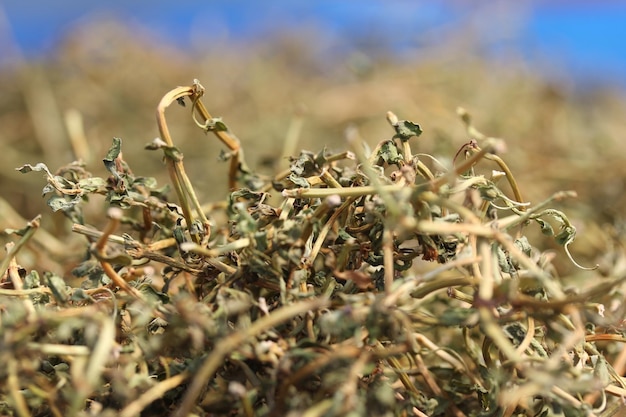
[1,0,625,275]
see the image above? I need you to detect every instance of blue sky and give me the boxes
[2,1,625,89]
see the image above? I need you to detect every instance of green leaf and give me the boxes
[15,162,53,176]
[47,195,82,212]
[392,120,422,142]
[4,224,32,236]
[288,173,310,188]
[230,188,265,202]
[70,288,93,302]
[495,244,514,274]
[254,231,269,251]
[145,138,184,162]
[314,147,330,167]
[438,307,477,326]
[71,260,101,278]
[24,270,41,289]
[535,218,554,236]
[377,140,402,165]
[103,137,123,179]
[337,228,353,242]
[78,177,107,192]
[138,284,170,304]
[555,225,576,246]
[478,184,499,201]
[203,117,228,132]
[130,176,158,189]
[290,150,318,177]
[217,149,232,162]
[163,146,184,162]
[45,272,69,304]
[144,137,168,150]
[514,236,532,257]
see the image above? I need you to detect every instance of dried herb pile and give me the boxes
[2,79,626,417]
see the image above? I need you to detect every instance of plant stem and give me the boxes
[0,215,40,279]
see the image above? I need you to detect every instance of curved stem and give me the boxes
[484,153,524,209]
[190,81,242,190]
[156,82,235,241]
[93,208,144,300]
[156,86,198,233]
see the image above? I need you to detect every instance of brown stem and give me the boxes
[190,81,242,190]
[156,86,198,232]
[93,209,143,300]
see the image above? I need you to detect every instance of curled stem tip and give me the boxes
[564,240,599,271]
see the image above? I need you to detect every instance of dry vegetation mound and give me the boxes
[1,19,626,417]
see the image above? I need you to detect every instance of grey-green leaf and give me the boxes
[393,120,423,142]
[103,137,123,178]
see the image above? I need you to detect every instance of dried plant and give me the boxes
[2,76,626,417]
